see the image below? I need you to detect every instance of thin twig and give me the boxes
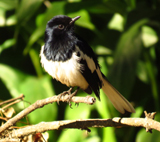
[0,94,24,106]
[0,116,8,122]
[2,100,22,110]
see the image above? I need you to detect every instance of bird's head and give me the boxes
[45,15,80,41]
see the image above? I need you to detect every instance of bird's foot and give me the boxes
[57,87,79,107]
[57,87,73,105]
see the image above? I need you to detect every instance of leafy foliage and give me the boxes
[0,0,160,141]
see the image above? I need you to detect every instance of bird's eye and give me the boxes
[58,24,64,30]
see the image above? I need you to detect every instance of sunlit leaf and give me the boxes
[136,61,149,83]
[6,15,17,26]
[0,64,27,98]
[0,8,5,26]
[95,45,112,55]
[58,129,83,142]
[108,13,124,32]
[142,26,158,47]
[82,135,101,142]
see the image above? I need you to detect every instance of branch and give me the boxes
[0,92,96,134]
[1,93,159,141]
[5,111,159,138]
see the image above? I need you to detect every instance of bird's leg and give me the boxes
[57,87,79,107]
[67,87,79,100]
[57,87,74,104]
[67,87,79,108]
[66,87,74,95]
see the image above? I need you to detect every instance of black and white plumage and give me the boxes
[40,15,135,114]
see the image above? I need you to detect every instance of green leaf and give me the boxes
[29,49,43,77]
[64,93,91,120]
[95,45,112,55]
[20,75,57,123]
[6,15,17,26]
[0,0,18,10]
[16,0,42,25]
[58,129,83,142]
[58,128,100,142]
[107,19,148,96]
[108,13,124,32]
[0,64,27,98]
[0,64,57,123]
[0,8,5,27]
[82,135,101,142]
[131,106,143,117]
[143,50,159,110]
[0,39,16,53]
[142,26,158,47]
[136,60,149,83]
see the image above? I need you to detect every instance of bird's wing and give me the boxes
[75,38,102,99]
[75,36,135,113]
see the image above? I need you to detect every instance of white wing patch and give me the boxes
[75,45,103,84]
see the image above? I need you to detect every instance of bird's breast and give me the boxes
[40,45,89,89]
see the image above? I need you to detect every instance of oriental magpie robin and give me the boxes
[40,15,135,114]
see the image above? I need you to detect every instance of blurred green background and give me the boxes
[0,0,160,141]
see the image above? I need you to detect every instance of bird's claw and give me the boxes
[69,102,73,109]
[57,89,71,104]
[57,93,63,105]
[75,103,79,107]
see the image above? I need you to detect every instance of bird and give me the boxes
[40,15,135,114]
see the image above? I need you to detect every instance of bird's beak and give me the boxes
[69,16,81,25]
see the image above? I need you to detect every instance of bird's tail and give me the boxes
[102,77,135,114]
